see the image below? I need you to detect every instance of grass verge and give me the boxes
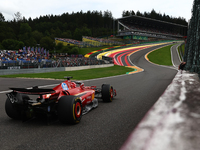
[178,43,185,61]
[147,44,174,66]
[0,65,134,80]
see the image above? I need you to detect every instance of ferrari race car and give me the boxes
[5,77,116,124]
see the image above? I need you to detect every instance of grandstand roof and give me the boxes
[117,15,187,28]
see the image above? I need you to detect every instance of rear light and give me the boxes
[43,94,51,99]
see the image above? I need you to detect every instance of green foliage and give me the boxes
[25,37,37,47]
[70,47,79,54]
[16,41,24,49]
[181,43,185,54]
[178,43,185,61]
[2,39,24,50]
[0,12,5,22]
[0,22,16,42]
[40,36,55,51]
[0,10,188,52]
[32,30,43,43]
[73,27,92,40]
[55,42,64,50]
[58,46,79,55]
[60,46,70,54]
[61,30,72,38]
[0,43,4,49]
[0,10,114,50]
[18,23,34,46]
[55,43,80,55]
[20,23,32,34]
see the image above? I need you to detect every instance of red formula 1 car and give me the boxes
[5,77,116,124]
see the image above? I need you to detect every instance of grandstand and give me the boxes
[55,36,124,48]
[55,38,84,47]
[82,36,124,46]
[116,15,188,41]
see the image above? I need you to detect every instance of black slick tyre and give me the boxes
[5,93,30,120]
[102,84,113,102]
[5,98,21,120]
[57,96,82,124]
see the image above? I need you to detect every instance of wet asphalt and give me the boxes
[0,43,177,150]
[121,43,200,150]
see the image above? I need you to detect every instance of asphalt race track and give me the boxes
[0,43,178,150]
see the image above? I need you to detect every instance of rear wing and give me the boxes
[9,88,55,95]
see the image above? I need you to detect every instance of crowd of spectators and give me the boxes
[0,49,48,63]
[56,57,108,67]
[83,36,124,45]
[0,49,111,69]
[55,38,83,46]
[0,36,120,69]
[56,36,124,47]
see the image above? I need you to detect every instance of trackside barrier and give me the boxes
[120,70,200,150]
[0,64,114,75]
[65,64,114,71]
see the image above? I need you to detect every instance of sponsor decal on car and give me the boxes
[82,98,85,103]
[86,96,92,100]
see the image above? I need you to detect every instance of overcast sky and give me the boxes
[0,0,193,22]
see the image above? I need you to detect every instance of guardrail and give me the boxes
[0,57,112,70]
[0,64,114,75]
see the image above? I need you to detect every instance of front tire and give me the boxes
[57,96,82,124]
[102,84,113,102]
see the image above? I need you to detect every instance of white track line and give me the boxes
[176,44,182,62]
[171,45,176,68]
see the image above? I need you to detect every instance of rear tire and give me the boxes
[57,96,82,124]
[5,93,30,120]
[102,84,113,102]
[5,98,21,119]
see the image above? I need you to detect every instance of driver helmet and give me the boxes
[71,82,76,88]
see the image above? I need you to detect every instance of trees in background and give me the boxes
[2,39,24,50]
[0,9,188,53]
[0,11,114,53]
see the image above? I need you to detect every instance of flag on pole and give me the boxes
[23,46,27,54]
[38,47,40,54]
[35,47,37,54]
[41,47,43,54]
[44,49,46,56]
[28,47,30,54]
[31,47,34,53]
[47,50,49,58]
